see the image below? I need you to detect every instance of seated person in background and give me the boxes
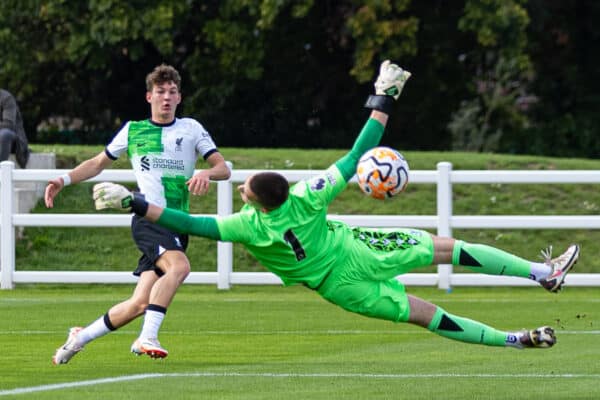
[0,88,30,168]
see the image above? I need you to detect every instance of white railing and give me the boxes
[2,160,600,290]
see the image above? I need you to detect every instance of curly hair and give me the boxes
[145,64,181,92]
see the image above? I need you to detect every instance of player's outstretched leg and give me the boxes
[416,299,557,350]
[131,337,169,359]
[539,244,580,292]
[52,327,84,365]
[452,241,579,290]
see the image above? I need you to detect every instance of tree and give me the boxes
[448,0,534,153]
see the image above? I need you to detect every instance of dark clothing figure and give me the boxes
[0,89,30,168]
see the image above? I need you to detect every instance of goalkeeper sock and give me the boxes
[428,307,516,347]
[139,304,166,339]
[452,241,550,280]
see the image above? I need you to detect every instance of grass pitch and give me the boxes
[1,285,598,399]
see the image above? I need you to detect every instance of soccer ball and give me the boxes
[356,146,409,199]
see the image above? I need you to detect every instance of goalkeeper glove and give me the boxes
[93,182,133,210]
[365,60,411,114]
[374,60,411,100]
[93,182,149,216]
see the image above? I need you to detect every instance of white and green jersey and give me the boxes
[106,118,217,212]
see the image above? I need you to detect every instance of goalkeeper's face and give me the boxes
[146,81,181,124]
[237,176,262,210]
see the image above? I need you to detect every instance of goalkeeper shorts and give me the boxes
[317,227,434,322]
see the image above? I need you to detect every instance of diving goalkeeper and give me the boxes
[93,60,579,350]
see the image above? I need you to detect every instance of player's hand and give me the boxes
[187,170,211,196]
[374,60,411,100]
[44,179,63,208]
[93,182,133,210]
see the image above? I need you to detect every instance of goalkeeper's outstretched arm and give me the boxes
[334,60,411,181]
[92,182,222,240]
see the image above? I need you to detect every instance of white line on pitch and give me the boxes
[2,372,600,396]
[1,330,599,336]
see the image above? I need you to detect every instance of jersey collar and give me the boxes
[149,118,177,127]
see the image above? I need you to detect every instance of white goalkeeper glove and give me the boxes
[93,182,133,210]
[374,60,411,100]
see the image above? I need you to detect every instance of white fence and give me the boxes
[2,160,600,290]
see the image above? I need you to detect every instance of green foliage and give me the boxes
[460,0,530,65]
[450,0,535,153]
[1,1,599,156]
[346,0,418,82]
[449,57,533,152]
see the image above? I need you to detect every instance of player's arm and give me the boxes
[45,151,114,208]
[92,182,223,240]
[335,60,411,182]
[187,151,231,196]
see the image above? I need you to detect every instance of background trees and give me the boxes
[0,0,598,157]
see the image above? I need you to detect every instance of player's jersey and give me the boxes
[106,118,217,212]
[217,165,354,287]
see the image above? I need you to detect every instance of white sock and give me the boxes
[139,309,165,340]
[77,316,112,346]
[506,331,526,349]
[529,262,553,281]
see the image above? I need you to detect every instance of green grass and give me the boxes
[0,285,599,399]
[18,145,600,273]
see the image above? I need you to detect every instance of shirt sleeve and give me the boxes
[297,164,348,210]
[334,118,385,181]
[216,209,257,244]
[190,119,218,159]
[105,121,131,159]
[157,207,221,240]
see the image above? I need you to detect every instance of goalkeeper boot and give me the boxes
[518,326,556,348]
[539,244,580,292]
[52,327,84,365]
[131,337,168,359]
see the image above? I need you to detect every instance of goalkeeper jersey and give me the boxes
[106,118,217,212]
[217,165,355,288]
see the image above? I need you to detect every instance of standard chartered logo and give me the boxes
[152,158,185,171]
[140,156,150,171]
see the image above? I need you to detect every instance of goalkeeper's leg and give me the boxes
[408,295,555,349]
[433,237,552,282]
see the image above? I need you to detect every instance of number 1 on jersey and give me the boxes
[283,229,306,261]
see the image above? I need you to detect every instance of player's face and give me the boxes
[238,175,261,207]
[146,81,181,124]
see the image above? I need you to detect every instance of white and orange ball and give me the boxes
[356,146,409,199]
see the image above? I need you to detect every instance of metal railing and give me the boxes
[2,160,600,290]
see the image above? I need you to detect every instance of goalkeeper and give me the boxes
[95,60,579,350]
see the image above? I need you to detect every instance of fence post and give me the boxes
[1,161,15,289]
[436,162,453,290]
[216,162,234,290]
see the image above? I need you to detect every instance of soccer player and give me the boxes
[45,64,231,364]
[94,61,579,350]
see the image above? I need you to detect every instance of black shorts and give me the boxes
[131,214,189,277]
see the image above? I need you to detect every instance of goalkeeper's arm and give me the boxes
[92,182,222,240]
[153,205,222,241]
[334,60,411,181]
